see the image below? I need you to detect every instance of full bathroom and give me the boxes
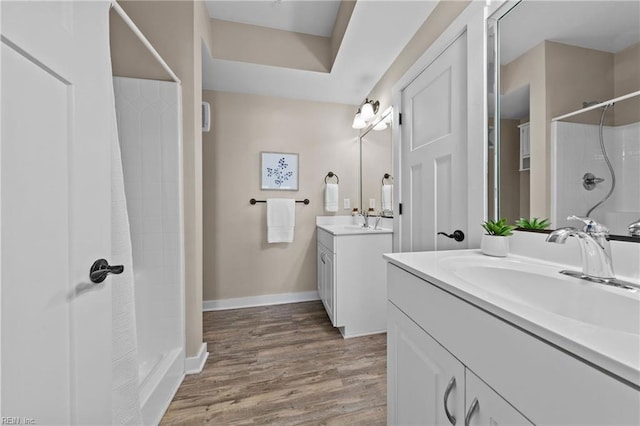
[1,1,639,425]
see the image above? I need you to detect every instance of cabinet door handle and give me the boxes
[443,376,457,425]
[321,252,326,264]
[464,397,479,426]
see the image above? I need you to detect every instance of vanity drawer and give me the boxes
[388,264,640,425]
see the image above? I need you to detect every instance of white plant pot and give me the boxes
[481,234,509,257]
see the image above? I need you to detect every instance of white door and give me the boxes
[387,303,465,426]
[400,32,468,252]
[1,2,114,423]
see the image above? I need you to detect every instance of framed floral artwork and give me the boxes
[261,152,299,191]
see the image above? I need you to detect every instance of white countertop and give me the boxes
[317,223,393,236]
[384,249,640,388]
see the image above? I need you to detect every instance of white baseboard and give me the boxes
[184,342,208,375]
[203,291,320,311]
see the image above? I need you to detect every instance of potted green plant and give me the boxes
[481,218,516,257]
[515,217,550,230]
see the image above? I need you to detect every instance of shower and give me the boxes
[584,102,616,217]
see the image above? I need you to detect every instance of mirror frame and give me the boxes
[486,0,639,243]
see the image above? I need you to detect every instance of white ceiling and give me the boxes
[205,0,342,37]
[202,1,439,105]
[500,1,640,65]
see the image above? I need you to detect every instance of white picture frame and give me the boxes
[261,152,299,191]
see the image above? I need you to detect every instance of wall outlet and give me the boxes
[343,198,351,209]
[369,198,376,209]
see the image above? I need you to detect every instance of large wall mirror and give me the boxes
[488,0,640,240]
[360,108,393,216]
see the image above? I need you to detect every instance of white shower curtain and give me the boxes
[108,37,143,426]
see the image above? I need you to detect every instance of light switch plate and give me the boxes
[344,198,351,209]
[369,198,376,209]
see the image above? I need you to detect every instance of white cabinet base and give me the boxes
[317,227,391,338]
[387,263,640,425]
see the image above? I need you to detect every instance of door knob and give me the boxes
[90,259,124,283]
[437,230,465,242]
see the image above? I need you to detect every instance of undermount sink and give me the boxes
[438,255,640,335]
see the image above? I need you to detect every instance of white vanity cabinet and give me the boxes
[387,263,640,425]
[388,303,531,426]
[316,225,391,338]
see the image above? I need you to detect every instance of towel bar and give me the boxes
[250,198,310,205]
[324,172,339,184]
[382,173,393,185]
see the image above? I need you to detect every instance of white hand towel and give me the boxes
[381,184,393,212]
[267,198,295,243]
[325,183,339,212]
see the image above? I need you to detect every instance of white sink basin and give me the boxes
[438,256,640,335]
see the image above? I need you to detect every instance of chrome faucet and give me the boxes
[629,218,640,237]
[373,214,382,230]
[360,211,370,228]
[546,216,615,280]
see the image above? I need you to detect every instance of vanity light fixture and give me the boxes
[360,98,380,121]
[352,110,367,129]
[373,121,387,131]
[352,98,380,130]
[373,108,392,131]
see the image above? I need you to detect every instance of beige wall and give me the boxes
[545,41,614,126]
[202,91,359,301]
[210,19,331,72]
[330,0,357,67]
[500,42,547,219]
[614,42,640,126]
[499,119,522,223]
[205,1,352,73]
[110,0,205,358]
[365,0,470,112]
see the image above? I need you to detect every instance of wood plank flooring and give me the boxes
[161,301,387,425]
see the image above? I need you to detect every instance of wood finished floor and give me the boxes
[161,301,387,425]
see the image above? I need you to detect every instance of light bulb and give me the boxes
[360,102,375,121]
[352,113,366,129]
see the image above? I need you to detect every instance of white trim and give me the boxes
[392,1,488,251]
[140,348,185,425]
[110,1,181,84]
[184,342,209,375]
[203,291,320,311]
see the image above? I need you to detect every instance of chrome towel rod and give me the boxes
[250,198,310,205]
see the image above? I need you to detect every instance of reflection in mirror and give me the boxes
[489,0,640,239]
[360,109,393,216]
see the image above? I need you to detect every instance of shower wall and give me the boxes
[113,77,184,424]
[551,121,640,234]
